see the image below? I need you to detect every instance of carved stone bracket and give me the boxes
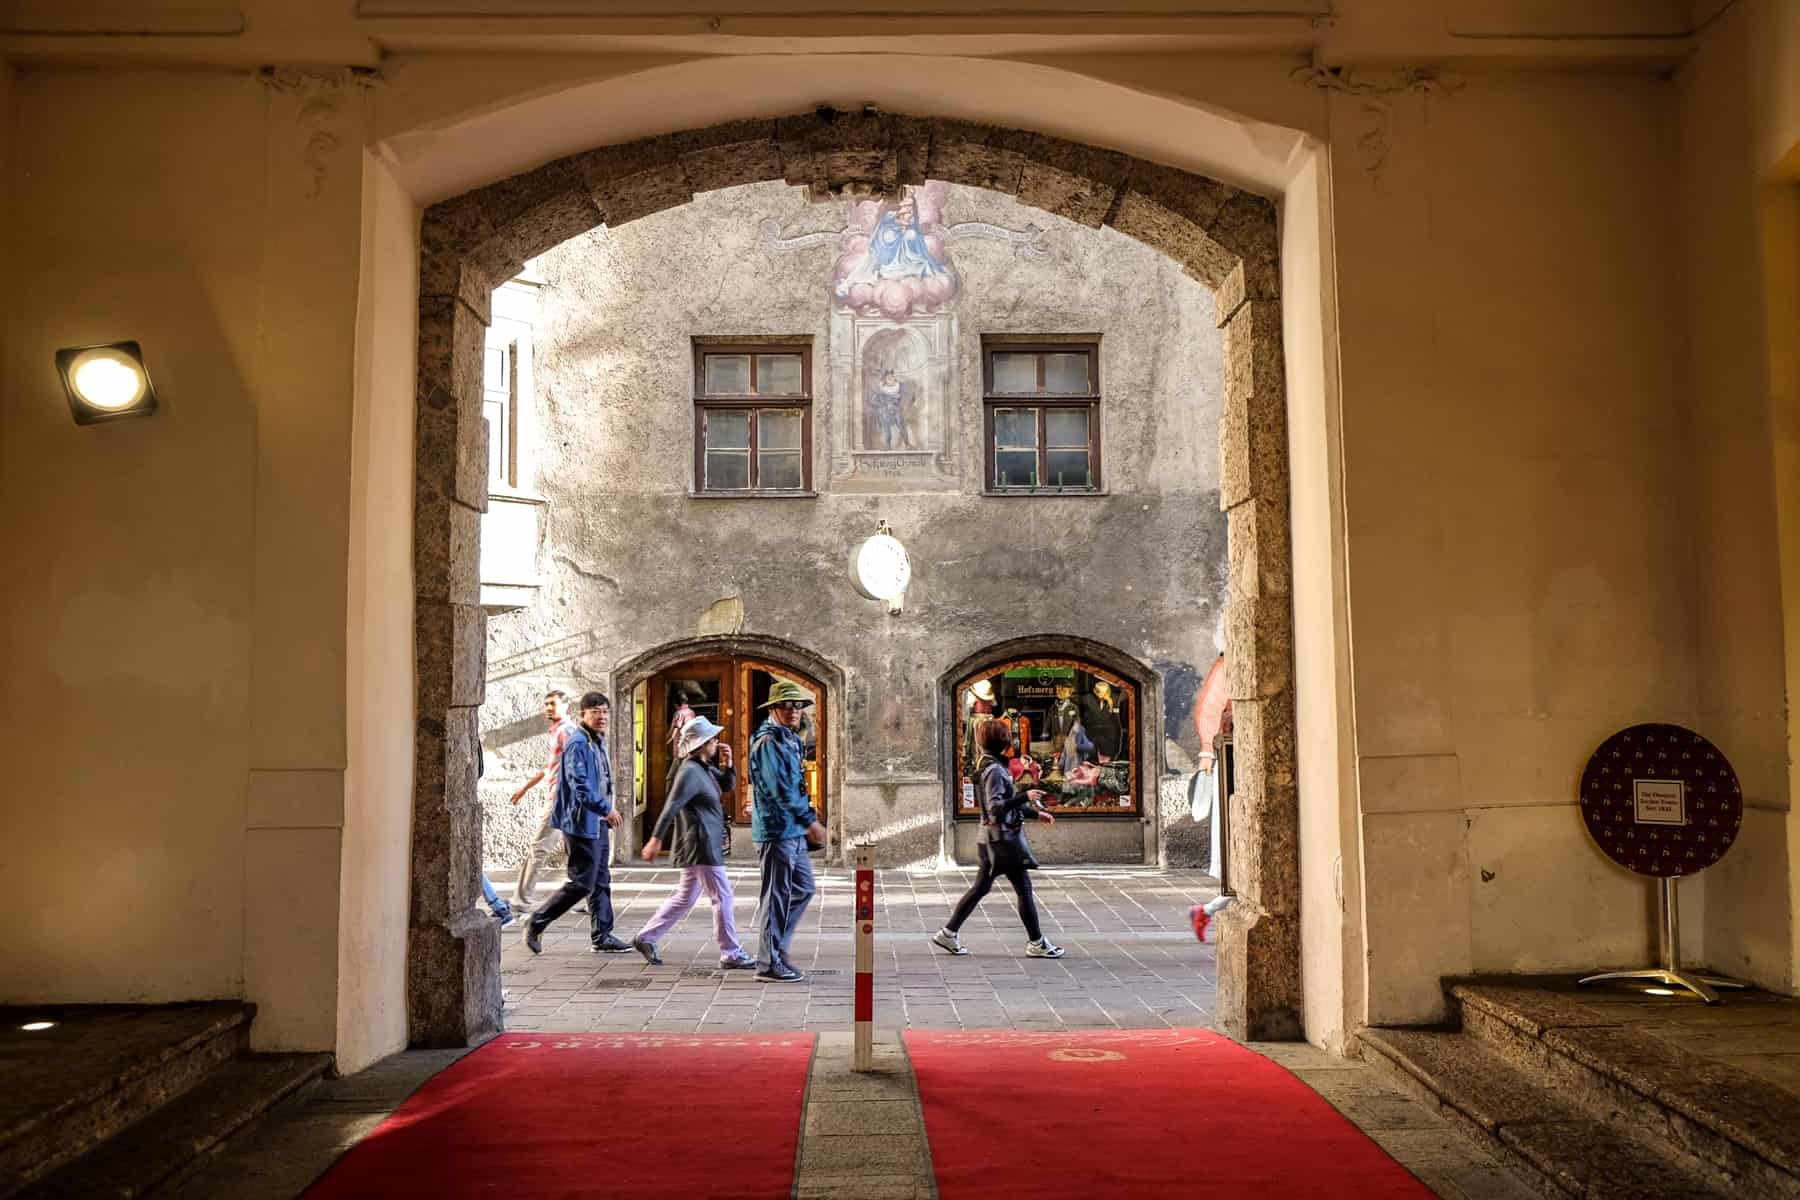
[1293,65,1462,181]
[256,66,383,199]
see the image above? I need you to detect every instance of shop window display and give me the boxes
[954,659,1136,816]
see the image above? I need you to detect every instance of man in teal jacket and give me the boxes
[749,679,825,982]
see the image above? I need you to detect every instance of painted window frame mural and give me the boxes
[981,338,1103,494]
[692,340,815,495]
[954,656,1138,818]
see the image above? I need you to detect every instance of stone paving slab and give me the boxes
[502,866,1220,1033]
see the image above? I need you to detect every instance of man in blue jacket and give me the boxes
[750,679,826,982]
[523,691,630,955]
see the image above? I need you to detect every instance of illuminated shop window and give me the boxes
[954,657,1136,817]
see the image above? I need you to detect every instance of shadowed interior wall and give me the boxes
[341,151,420,1074]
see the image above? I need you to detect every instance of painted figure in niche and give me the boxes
[832,183,960,321]
[865,367,914,449]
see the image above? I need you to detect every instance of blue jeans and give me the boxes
[756,836,816,971]
[480,874,510,916]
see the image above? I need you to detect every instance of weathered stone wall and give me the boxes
[478,179,1225,870]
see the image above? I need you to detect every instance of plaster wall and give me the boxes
[340,150,419,1074]
[478,180,1226,868]
[1334,72,1708,1022]
[1,69,261,1004]
[1676,0,1800,994]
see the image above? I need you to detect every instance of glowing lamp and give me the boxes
[848,520,911,606]
[20,1021,56,1032]
[56,341,158,425]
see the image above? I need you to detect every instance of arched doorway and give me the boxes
[943,637,1159,866]
[407,109,1302,1047]
[640,656,828,860]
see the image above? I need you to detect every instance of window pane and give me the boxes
[484,401,504,484]
[705,451,750,490]
[759,451,803,490]
[995,450,1038,487]
[991,352,1037,393]
[484,345,508,390]
[760,409,802,450]
[1046,449,1091,488]
[757,355,803,395]
[704,354,751,394]
[994,407,1038,449]
[1045,406,1090,447]
[705,408,750,449]
[1044,351,1090,394]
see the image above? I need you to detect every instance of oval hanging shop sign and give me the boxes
[1578,723,1743,878]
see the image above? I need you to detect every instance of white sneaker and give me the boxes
[1026,937,1065,958]
[931,928,969,956]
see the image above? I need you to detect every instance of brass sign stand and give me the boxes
[1575,723,1748,1006]
[1578,875,1747,1004]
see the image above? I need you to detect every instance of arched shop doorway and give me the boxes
[947,643,1156,866]
[640,656,827,861]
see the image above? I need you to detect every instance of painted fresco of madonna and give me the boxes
[832,182,961,320]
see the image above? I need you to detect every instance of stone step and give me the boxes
[1358,1027,1739,1199]
[0,1003,253,1197]
[13,1053,332,1200]
[1450,982,1800,1198]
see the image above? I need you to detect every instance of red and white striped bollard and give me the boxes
[853,844,875,1072]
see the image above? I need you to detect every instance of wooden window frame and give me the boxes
[692,341,815,497]
[981,339,1103,495]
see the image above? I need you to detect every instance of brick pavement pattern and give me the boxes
[501,866,1219,1033]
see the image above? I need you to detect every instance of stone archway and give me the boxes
[409,110,1296,1046]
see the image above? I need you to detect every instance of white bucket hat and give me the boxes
[676,714,725,757]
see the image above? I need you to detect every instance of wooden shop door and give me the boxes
[646,657,827,857]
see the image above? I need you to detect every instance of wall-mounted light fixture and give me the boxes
[848,519,911,615]
[55,341,159,425]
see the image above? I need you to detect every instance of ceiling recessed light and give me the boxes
[20,1021,56,1031]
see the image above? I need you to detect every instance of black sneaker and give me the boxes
[591,933,631,954]
[523,923,543,955]
[632,935,662,965]
[755,962,804,983]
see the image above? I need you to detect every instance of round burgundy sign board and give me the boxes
[1578,723,1742,878]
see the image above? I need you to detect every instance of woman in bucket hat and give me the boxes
[632,714,758,969]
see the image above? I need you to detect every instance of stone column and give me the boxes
[409,255,501,1046]
[1214,282,1303,1041]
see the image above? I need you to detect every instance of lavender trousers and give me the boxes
[634,866,743,959]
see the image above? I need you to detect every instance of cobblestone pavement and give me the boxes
[500,865,1219,1033]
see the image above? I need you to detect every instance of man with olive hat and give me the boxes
[631,714,757,969]
[749,679,825,983]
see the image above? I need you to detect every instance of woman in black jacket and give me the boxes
[931,718,1064,958]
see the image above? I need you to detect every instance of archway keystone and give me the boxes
[409,110,1299,1046]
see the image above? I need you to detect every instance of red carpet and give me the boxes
[906,1029,1436,1199]
[306,1033,814,1200]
